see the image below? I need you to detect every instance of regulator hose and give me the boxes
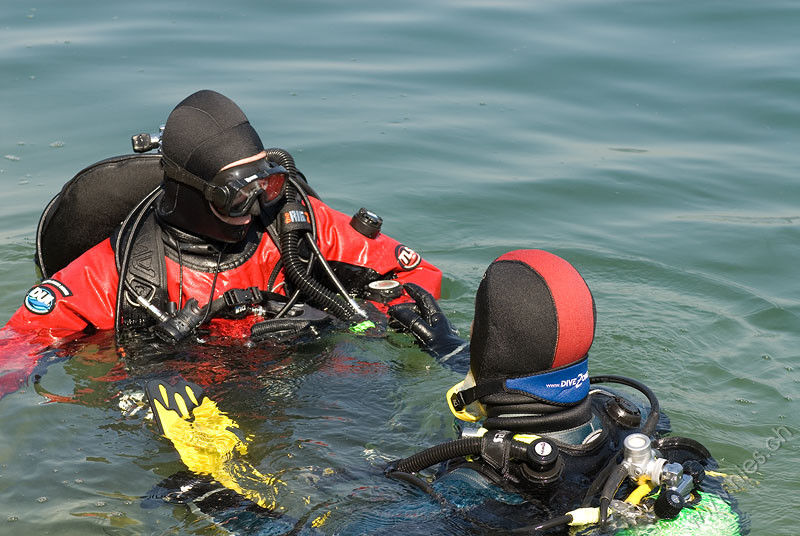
[265,147,322,200]
[530,514,576,533]
[264,147,299,181]
[251,317,313,339]
[279,214,356,321]
[392,437,483,474]
[113,187,164,333]
[589,375,661,436]
[269,147,362,322]
[598,462,628,526]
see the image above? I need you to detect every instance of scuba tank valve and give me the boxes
[131,125,165,153]
[621,433,705,520]
[623,433,686,488]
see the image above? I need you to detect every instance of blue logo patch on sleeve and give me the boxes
[24,285,57,315]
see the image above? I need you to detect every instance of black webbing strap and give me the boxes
[161,156,217,201]
[121,212,169,327]
[450,379,506,411]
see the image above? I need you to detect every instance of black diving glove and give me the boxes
[388,283,468,360]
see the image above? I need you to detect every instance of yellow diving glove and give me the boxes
[145,378,284,510]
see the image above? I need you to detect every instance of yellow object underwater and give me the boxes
[146,378,284,510]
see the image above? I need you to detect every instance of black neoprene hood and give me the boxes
[161,90,265,181]
[156,90,267,243]
[469,250,596,389]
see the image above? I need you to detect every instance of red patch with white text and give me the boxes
[395,245,421,271]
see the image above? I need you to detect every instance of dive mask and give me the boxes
[162,156,288,217]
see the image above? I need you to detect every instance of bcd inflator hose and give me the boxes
[390,435,532,475]
[589,375,661,436]
[267,147,360,322]
[279,224,356,321]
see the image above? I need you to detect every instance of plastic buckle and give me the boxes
[223,287,262,316]
[451,391,467,411]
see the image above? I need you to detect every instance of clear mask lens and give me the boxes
[211,161,288,217]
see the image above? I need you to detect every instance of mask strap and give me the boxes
[162,156,219,202]
[446,380,486,422]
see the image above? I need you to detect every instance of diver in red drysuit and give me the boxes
[0,89,441,398]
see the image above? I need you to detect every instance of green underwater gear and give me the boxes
[614,492,741,535]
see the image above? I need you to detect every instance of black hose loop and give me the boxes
[508,441,529,461]
[392,437,483,474]
[279,227,355,321]
[264,148,298,180]
[265,149,358,321]
[385,471,435,495]
[251,318,312,338]
[113,188,163,333]
[598,463,628,526]
[530,514,574,533]
[589,375,661,436]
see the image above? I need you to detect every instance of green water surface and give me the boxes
[1,1,798,534]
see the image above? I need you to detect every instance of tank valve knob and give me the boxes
[350,208,383,238]
[682,460,706,487]
[653,488,685,519]
[132,125,164,153]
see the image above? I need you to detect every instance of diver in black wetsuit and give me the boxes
[142,249,743,535]
[384,249,743,535]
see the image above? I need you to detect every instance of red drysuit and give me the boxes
[0,196,441,397]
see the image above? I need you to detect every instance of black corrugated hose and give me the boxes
[391,437,483,474]
[267,147,360,321]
